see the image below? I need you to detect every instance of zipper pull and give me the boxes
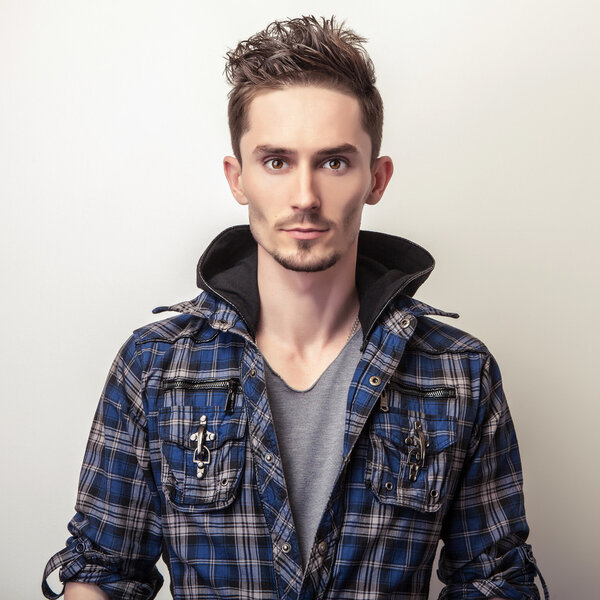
[380,388,389,412]
[190,415,215,479]
[405,421,430,482]
[225,379,237,414]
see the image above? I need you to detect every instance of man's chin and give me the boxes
[272,250,341,273]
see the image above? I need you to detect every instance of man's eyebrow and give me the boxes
[252,145,295,156]
[313,144,359,157]
[252,143,359,157]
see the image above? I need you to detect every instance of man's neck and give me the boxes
[255,244,360,388]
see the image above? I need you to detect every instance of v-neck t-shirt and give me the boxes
[263,330,363,569]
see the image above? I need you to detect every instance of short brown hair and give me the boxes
[224,15,383,166]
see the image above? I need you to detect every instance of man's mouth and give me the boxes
[282,227,328,240]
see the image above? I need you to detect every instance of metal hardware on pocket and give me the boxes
[224,380,238,414]
[405,421,430,482]
[161,377,240,414]
[190,415,216,479]
[389,382,456,399]
[380,389,389,412]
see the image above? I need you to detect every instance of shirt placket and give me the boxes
[298,314,417,600]
[240,343,305,600]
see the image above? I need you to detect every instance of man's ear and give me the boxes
[223,156,248,206]
[365,156,394,206]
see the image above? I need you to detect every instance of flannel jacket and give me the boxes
[42,225,547,600]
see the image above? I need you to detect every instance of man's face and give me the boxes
[224,85,391,272]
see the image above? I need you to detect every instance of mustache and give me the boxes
[276,214,333,229]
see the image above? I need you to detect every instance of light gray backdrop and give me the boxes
[2,1,598,598]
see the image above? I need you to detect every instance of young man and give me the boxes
[43,16,547,600]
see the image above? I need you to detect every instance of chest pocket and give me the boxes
[158,396,247,513]
[366,383,457,513]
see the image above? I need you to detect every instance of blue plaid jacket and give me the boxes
[43,226,546,599]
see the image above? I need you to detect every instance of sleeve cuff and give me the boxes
[42,536,162,600]
[438,544,548,600]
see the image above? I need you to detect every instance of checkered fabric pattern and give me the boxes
[42,292,546,600]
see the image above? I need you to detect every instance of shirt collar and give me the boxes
[155,225,455,344]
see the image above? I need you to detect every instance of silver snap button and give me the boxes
[265,453,274,463]
[369,376,381,386]
[220,478,228,486]
[317,541,328,555]
[281,542,291,553]
[430,489,439,499]
[400,317,412,329]
[385,481,394,491]
[250,369,257,377]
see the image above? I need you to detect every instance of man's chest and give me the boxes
[137,325,480,599]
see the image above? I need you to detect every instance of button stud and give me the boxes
[400,317,412,329]
[265,453,274,463]
[318,541,328,555]
[369,376,381,386]
[281,542,291,553]
[385,481,394,491]
[249,369,257,377]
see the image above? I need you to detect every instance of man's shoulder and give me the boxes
[411,315,489,356]
[396,297,490,357]
[131,292,224,346]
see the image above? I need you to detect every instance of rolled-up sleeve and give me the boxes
[437,354,548,600]
[42,335,163,600]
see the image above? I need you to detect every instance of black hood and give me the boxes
[197,225,435,343]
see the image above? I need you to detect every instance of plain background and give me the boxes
[2,1,598,598]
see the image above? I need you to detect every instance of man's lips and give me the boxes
[281,227,328,240]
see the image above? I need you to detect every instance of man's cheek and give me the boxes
[248,203,268,225]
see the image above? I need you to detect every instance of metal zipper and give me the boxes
[161,378,240,414]
[387,381,456,399]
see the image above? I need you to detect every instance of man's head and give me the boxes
[225,15,383,167]
[222,16,393,274]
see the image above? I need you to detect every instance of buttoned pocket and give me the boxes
[158,403,246,512]
[366,384,457,513]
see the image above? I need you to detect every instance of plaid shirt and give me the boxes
[43,228,546,600]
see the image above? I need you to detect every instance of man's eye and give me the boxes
[265,158,286,170]
[323,158,347,170]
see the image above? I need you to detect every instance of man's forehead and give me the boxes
[241,85,369,153]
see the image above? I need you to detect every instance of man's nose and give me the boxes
[292,163,320,211]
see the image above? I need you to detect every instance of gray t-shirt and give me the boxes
[264,330,363,569]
